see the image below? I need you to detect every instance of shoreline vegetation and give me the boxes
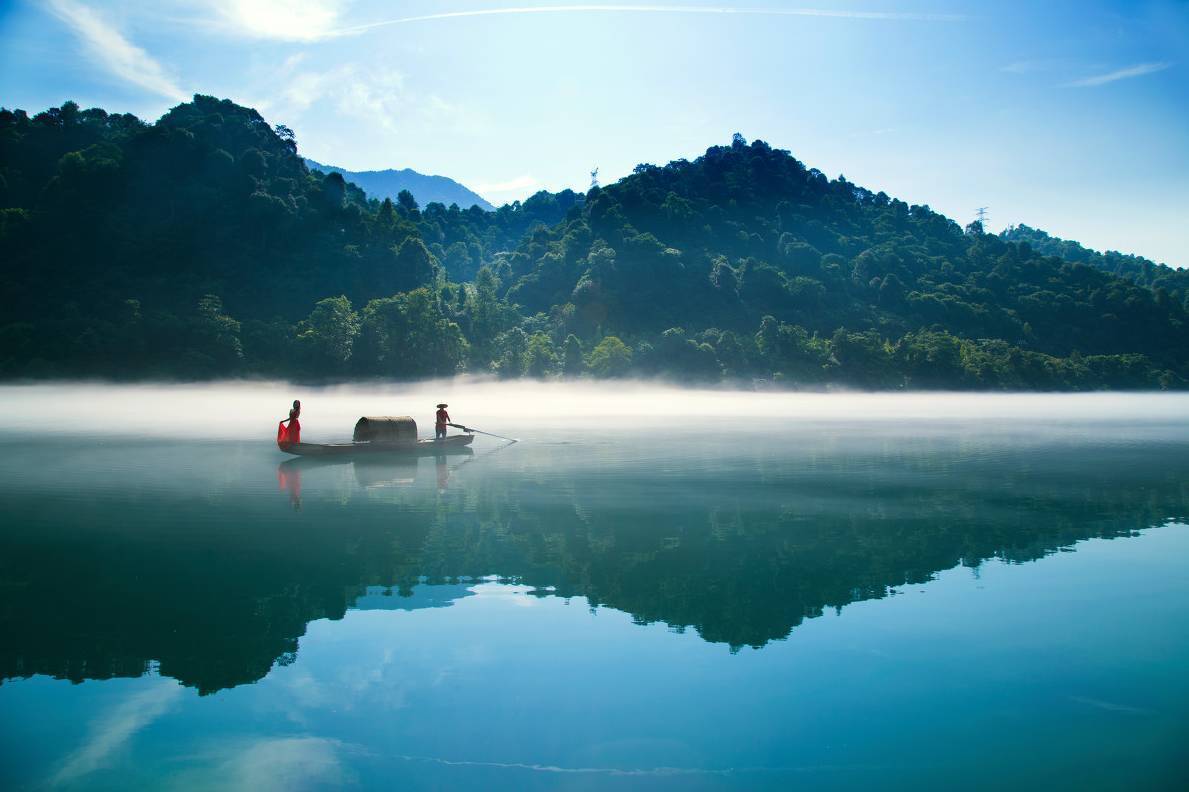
[2,97,1186,390]
[0,369,1183,393]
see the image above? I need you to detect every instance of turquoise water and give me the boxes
[0,386,1187,790]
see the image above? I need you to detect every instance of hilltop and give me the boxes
[0,98,1185,388]
[1000,224,1188,294]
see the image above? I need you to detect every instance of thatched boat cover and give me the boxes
[353,416,418,443]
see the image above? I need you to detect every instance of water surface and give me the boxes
[1,384,1187,790]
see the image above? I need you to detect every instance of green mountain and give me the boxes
[1,98,1185,388]
[497,134,1188,387]
[1000,223,1189,297]
[304,157,495,211]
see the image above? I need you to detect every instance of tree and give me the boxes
[377,197,397,228]
[830,329,898,388]
[463,267,512,367]
[492,328,525,377]
[587,336,632,378]
[187,294,243,374]
[297,296,358,375]
[715,331,747,378]
[562,334,586,376]
[897,330,966,388]
[755,317,830,382]
[356,288,466,378]
[397,189,419,215]
[442,241,474,281]
[320,172,347,211]
[392,237,439,292]
[524,333,559,378]
[273,124,296,152]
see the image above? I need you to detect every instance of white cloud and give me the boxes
[260,62,478,147]
[213,0,348,41]
[46,0,187,101]
[50,680,183,785]
[274,64,412,131]
[1067,61,1172,87]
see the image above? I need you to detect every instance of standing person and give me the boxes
[435,403,450,440]
[278,399,301,448]
[287,400,301,443]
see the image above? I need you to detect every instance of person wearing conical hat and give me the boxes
[435,403,451,440]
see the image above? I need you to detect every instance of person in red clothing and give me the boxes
[278,399,301,449]
[435,403,450,440]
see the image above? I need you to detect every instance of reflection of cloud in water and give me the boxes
[175,736,350,791]
[219,737,348,791]
[50,679,182,785]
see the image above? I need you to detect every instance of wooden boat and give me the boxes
[281,434,475,457]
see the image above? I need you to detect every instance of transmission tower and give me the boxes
[590,167,599,190]
[975,206,990,227]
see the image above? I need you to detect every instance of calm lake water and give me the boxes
[1,384,1187,790]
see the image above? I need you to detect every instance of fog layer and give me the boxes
[0,380,1185,442]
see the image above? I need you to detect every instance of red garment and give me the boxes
[277,415,301,449]
[435,408,450,428]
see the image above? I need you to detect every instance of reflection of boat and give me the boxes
[354,456,421,488]
[279,444,467,489]
[282,435,475,457]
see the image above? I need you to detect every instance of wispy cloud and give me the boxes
[335,5,966,37]
[50,680,183,785]
[1067,61,1172,87]
[46,0,187,101]
[266,64,473,136]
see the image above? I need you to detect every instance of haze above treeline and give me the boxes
[1,96,1187,390]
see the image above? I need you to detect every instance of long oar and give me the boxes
[448,423,518,443]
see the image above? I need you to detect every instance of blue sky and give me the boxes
[1,0,1186,266]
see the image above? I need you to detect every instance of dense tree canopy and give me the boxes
[495,135,1187,388]
[1,99,1185,389]
[1000,223,1189,302]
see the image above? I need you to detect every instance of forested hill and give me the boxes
[0,96,578,378]
[1,98,1186,389]
[1000,224,1188,296]
[497,134,1187,387]
[304,158,494,211]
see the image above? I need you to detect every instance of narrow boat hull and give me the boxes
[282,434,475,457]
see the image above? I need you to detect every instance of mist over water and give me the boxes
[1,384,1187,789]
[1,380,1186,442]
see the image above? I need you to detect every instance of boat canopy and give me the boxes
[353,416,418,443]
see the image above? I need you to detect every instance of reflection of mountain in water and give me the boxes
[1,435,1186,694]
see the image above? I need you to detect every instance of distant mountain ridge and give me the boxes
[304,158,493,210]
